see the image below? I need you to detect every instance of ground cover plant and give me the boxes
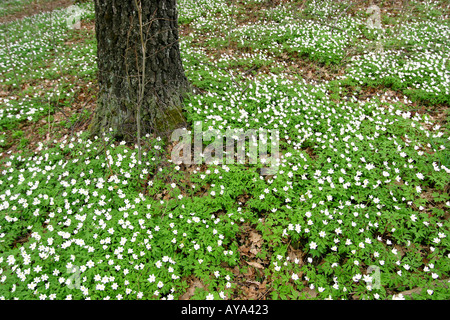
[0,0,449,300]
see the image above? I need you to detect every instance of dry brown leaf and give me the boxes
[232,265,240,276]
[243,264,256,278]
[239,245,250,256]
[249,231,262,247]
[260,279,267,290]
[249,246,259,255]
[179,278,206,300]
[246,261,264,269]
[288,246,304,265]
[301,287,318,299]
[243,285,259,300]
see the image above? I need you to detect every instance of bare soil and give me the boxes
[0,0,74,25]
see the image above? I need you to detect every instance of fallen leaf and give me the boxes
[288,246,304,265]
[246,261,264,269]
[250,246,259,255]
[179,278,206,300]
[243,285,259,300]
[249,231,262,247]
[301,287,318,299]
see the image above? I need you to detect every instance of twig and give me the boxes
[133,0,151,165]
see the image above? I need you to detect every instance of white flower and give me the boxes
[6,255,15,265]
[95,284,105,291]
[147,274,155,283]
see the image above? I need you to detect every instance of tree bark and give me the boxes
[90,0,189,140]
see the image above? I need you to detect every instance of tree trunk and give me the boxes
[90,0,189,140]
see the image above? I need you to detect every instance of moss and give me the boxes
[89,86,188,142]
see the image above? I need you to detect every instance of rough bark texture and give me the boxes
[90,0,189,140]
